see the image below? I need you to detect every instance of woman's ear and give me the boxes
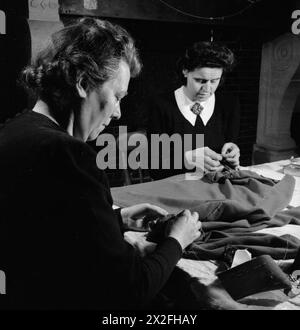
[182,69,188,78]
[76,78,87,99]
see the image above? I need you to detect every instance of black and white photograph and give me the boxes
[1,0,300,321]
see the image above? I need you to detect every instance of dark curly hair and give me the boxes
[177,41,235,85]
[21,17,141,120]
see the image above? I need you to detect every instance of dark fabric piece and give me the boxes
[0,110,183,310]
[146,207,300,260]
[146,90,240,180]
[219,158,238,172]
[205,168,279,185]
[184,203,300,260]
[187,230,300,261]
[112,171,300,261]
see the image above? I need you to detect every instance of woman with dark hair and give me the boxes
[147,41,240,180]
[0,18,201,310]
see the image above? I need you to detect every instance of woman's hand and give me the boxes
[186,147,223,172]
[221,143,240,167]
[168,209,201,250]
[121,203,168,231]
[203,147,224,172]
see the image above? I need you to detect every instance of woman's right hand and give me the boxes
[203,147,223,172]
[168,210,201,250]
[186,147,223,173]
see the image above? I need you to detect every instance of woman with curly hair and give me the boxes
[0,18,201,310]
[147,41,240,180]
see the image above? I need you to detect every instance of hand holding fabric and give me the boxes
[186,147,224,172]
[121,203,168,231]
[168,210,201,250]
[221,142,240,167]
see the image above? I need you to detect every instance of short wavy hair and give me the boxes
[21,17,142,117]
[177,41,235,84]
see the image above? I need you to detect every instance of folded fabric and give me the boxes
[146,207,300,260]
[186,230,300,261]
[205,168,279,185]
[112,171,295,226]
[112,170,300,261]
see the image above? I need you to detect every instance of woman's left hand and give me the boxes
[221,142,240,167]
[121,203,168,231]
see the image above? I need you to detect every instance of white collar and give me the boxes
[174,86,215,126]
